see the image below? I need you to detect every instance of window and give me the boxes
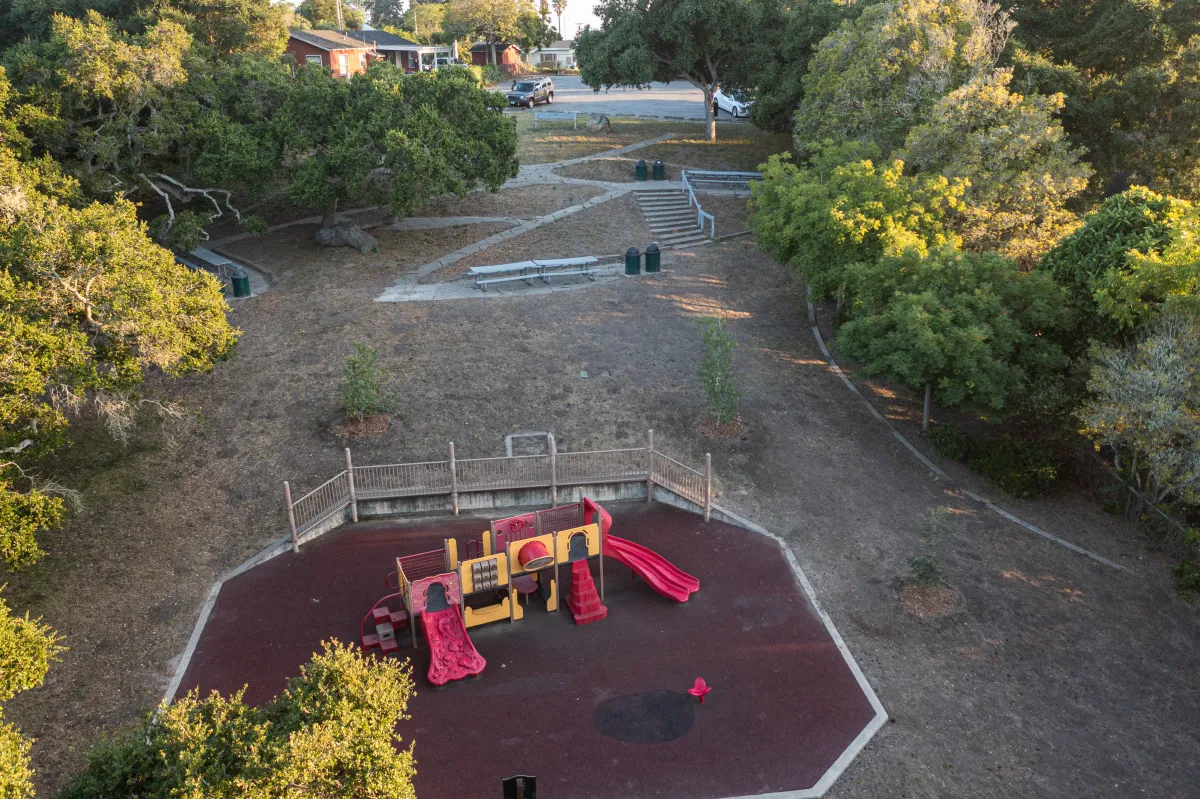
[359,52,366,68]
[338,53,348,75]
[540,53,556,63]
[305,54,323,65]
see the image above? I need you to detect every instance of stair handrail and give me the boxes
[680,169,716,239]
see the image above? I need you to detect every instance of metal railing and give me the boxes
[681,169,763,240]
[281,431,713,551]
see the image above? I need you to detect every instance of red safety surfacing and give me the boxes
[174,503,879,799]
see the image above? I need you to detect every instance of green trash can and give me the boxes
[644,242,661,273]
[230,267,252,298]
[652,160,666,180]
[624,246,641,275]
[634,160,648,182]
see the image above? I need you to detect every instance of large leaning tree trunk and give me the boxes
[700,83,717,143]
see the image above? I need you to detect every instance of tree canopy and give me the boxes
[576,0,770,142]
[794,0,1014,156]
[58,641,417,799]
[838,247,1069,429]
[277,62,517,229]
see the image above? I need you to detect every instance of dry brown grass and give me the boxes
[419,184,606,219]
[515,115,707,164]
[636,129,793,172]
[552,158,638,182]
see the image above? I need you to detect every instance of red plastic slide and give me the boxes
[420,606,486,686]
[604,535,700,602]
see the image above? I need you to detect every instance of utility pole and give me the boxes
[336,0,344,29]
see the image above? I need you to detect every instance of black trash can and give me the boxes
[634,160,648,182]
[652,160,666,180]
[624,246,641,275]
[230,267,252,298]
[644,243,661,273]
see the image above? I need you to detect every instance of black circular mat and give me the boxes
[592,689,695,744]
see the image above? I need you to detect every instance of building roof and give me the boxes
[538,40,575,50]
[289,29,376,51]
[339,28,420,49]
[469,42,520,52]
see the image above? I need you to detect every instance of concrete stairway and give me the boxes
[636,189,710,248]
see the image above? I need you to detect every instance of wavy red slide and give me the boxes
[421,606,486,686]
[604,535,700,602]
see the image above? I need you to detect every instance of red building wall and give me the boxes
[471,46,521,67]
[285,39,372,79]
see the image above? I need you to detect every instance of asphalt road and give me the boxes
[501,75,741,120]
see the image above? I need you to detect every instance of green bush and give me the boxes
[908,507,957,585]
[340,342,392,422]
[58,641,417,799]
[1172,560,1200,599]
[698,318,740,425]
[967,436,1058,498]
[479,64,503,85]
[927,423,970,461]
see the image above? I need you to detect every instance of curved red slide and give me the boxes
[420,606,486,686]
[604,534,699,602]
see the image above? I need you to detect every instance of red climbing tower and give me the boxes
[567,560,608,625]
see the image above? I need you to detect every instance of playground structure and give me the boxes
[361,497,699,686]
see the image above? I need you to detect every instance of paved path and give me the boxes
[505,75,728,120]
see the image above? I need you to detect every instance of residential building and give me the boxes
[285,30,377,79]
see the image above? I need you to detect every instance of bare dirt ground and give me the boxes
[699,194,751,234]
[5,124,1199,798]
[552,158,639,182]
[416,183,605,219]
[435,193,652,281]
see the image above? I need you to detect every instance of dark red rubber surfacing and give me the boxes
[175,503,878,799]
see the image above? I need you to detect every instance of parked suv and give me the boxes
[507,78,554,108]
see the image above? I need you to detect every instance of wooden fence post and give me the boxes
[704,453,712,523]
[284,481,299,553]
[549,432,558,507]
[646,429,654,503]
[345,448,358,523]
[449,441,459,516]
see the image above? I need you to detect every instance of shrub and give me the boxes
[479,64,503,85]
[340,343,392,422]
[927,423,970,461]
[908,507,956,585]
[1173,560,1200,599]
[967,436,1058,498]
[698,318,740,425]
[749,145,965,301]
[58,641,417,799]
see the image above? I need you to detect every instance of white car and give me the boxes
[713,88,754,118]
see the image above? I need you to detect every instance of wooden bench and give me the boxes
[467,257,599,291]
[534,110,578,129]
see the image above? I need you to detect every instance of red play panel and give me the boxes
[174,503,880,798]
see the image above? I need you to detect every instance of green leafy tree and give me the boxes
[0,96,238,569]
[749,142,966,301]
[516,8,556,50]
[4,13,281,245]
[299,0,366,28]
[1040,187,1200,343]
[340,342,392,420]
[576,0,771,142]
[1009,0,1200,198]
[724,0,859,133]
[58,640,417,799]
[837,247,1069,432]
[1082,311,1200,510]
[447,0,524,64]
[154,0,291,57]
[795,0,1014,156]
[399,2,447,42]
[366,0,409,27]
[698,318,739,425]
[0,588,64,799]
[901,67,1091,264]
[276,62,517,234]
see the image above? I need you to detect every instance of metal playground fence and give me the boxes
[282,430,712,552]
